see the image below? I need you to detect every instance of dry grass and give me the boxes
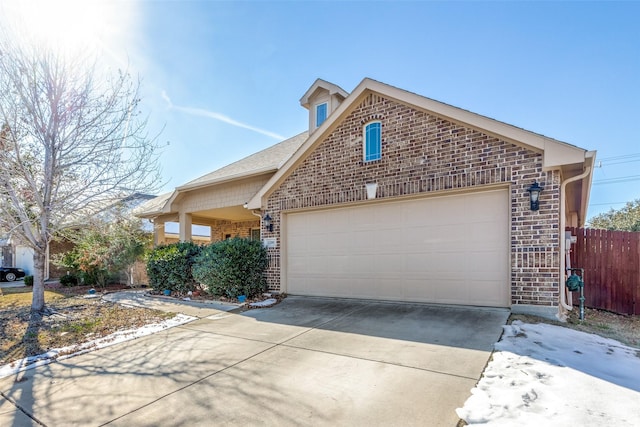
[510,307,640,349]
[0,285,174,366]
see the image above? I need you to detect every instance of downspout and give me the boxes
[250,209,263,235]
[559,165,591,315]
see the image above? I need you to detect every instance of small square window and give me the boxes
[364,121,381,162]
[250,228,261,241]
[316,103,328,127]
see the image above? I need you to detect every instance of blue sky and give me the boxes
[8,1,640,221]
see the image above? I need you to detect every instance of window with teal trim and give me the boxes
[316,103,327,127]
[364,121,381,161]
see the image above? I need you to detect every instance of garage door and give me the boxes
[285,189,509,307]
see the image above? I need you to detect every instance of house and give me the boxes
[4,193,157,280]
[137,78,595,319]
[0,234,37,275]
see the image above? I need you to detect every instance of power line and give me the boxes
[598,152,640,162]
[589,201,629,206]
[598,158,640,166]
[592,175,640,185]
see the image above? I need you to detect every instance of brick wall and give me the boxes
[210,220,260,241]
[263,92,561,308]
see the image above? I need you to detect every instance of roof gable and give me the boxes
[247,78,593,210]
[135,133,309,217]
[299,78,348,109]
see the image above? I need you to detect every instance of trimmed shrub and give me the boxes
[24,275,34,286]
[146,242,202,293]
[59,274,78,287]
[193,237,268,299]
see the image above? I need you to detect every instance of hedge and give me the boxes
[146,241,202,292]
[192,237,268,299]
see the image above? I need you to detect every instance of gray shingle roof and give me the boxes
[133,191,174,217]
[135,132,309,217]
[178,131,308,190]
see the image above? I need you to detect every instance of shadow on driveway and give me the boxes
[0,295,509,427]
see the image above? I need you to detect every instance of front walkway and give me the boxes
[102,289,241,318]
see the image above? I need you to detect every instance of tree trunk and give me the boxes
[31,249,46,312]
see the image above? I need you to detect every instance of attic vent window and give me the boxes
[316,103,328,127]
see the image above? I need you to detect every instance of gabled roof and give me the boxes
[178,131,308,191]
[135,132,309,217]
[247,77,594,210]
[299,78,349,109]
[134,191,174,218]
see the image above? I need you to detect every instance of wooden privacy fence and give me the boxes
[566,227,640,315]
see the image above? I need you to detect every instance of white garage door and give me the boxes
[285,189,509,307]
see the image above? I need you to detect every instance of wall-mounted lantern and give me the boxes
[527,181,544,211]
[263,213,273,232]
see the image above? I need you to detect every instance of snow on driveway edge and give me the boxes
[0,313,196,379]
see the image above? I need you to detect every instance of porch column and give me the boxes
[154,220,166,245]
[179,212,193,242]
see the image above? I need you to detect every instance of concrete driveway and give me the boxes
[0,296,509,426]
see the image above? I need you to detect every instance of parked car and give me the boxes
[0,267,26,282]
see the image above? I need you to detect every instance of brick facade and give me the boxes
[263,93,561,308]
[163,220,260,244]
[210,219,260,241]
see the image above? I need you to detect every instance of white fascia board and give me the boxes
[542,139,589,169]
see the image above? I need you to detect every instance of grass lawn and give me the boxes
[1,285,174,367]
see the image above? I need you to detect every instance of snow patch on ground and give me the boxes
[0,313,196,379]
[457,321,640,426]
[249,298,277,308]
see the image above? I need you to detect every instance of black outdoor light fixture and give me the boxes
[527,181,544,211]
[263,213,273,232]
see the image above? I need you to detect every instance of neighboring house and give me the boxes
[0,236,13,268]
[0,234,34,275]
[137,78,595,319]
[4,193,157,279]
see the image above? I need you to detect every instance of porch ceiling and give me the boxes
[192,205,259,223]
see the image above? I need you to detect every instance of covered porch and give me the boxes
[153,206,262,245]
[136,174,268,246]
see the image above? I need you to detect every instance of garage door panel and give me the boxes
[375,278,403,299]
[469,281,506,306]
[405,253,435,273]
[432,279,466,302]
[374,253,405,274]
[306,257,328,275]
[404,278,435,300]
[285,189,509,307]
[288,257,308,276]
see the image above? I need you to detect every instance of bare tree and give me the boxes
[0,37,162,312]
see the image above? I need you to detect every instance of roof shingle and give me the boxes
[179,131,309,190]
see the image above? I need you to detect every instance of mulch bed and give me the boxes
[145,288,287,310]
